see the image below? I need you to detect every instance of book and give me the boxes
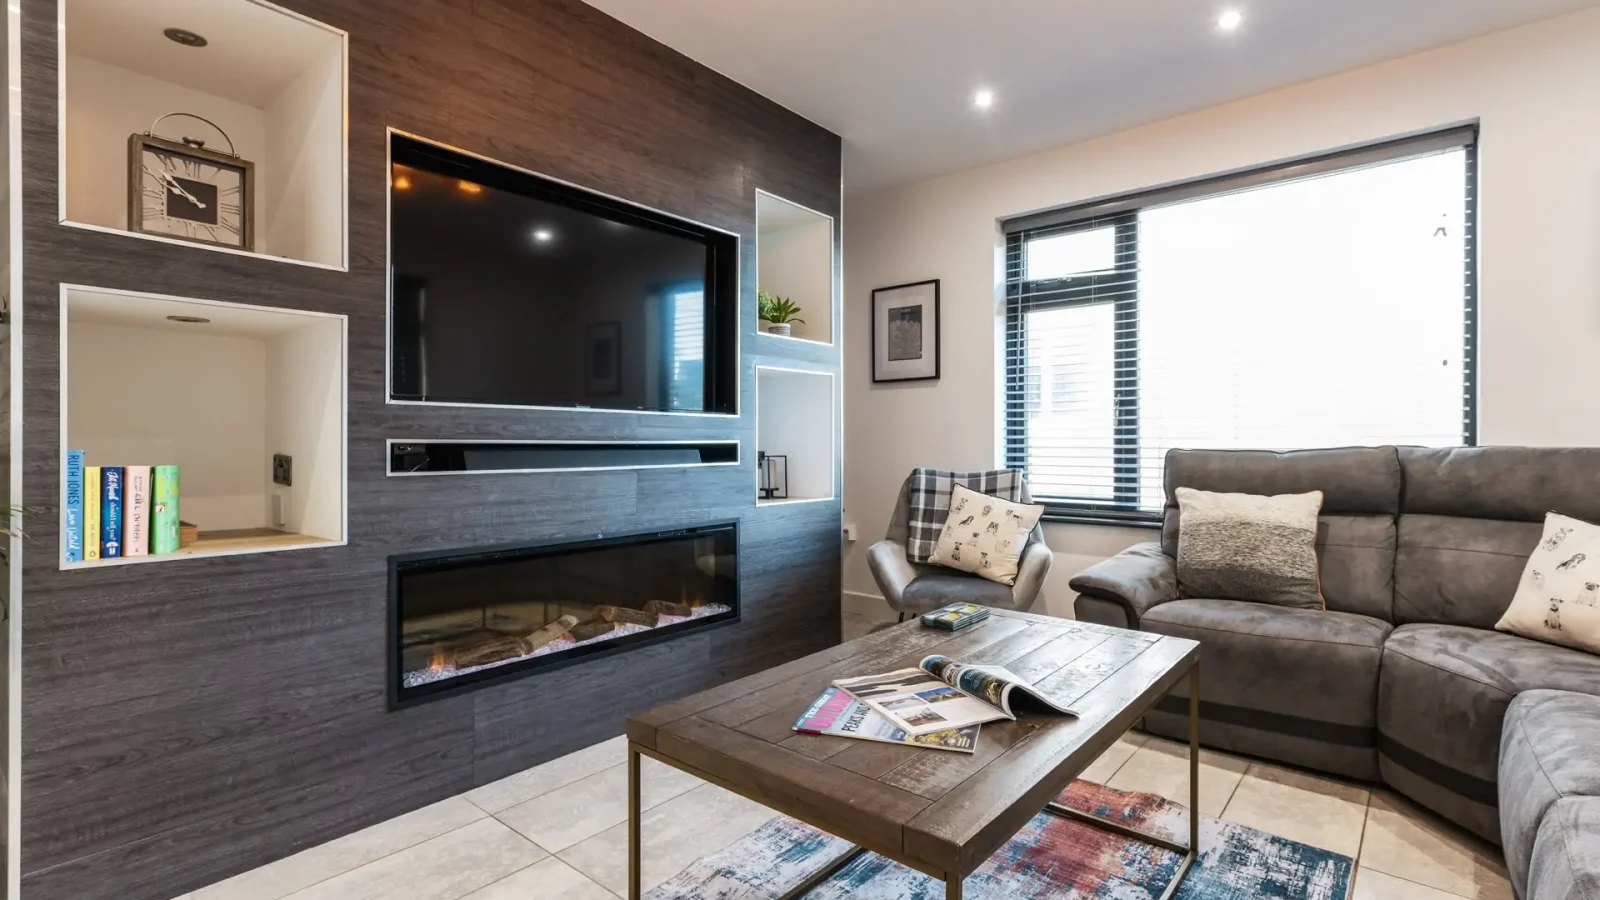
[794,686,979,753]
[64,450,85,563]
[920,603,990,631]
[834,654,1078,736]
[101,467,125,558]
[124,466,152,557]
[152,465,180,555]
[84,466,102,561]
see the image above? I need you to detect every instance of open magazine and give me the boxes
[793,686,980,753]
[833,654,1077,736]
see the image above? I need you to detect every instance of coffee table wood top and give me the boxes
[626,609,1199,879]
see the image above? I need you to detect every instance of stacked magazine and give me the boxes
[792,653,1078,753]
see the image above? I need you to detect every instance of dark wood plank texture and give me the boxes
[14,1,842,897]
[629,611,1199,881]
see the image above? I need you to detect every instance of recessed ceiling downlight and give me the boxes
[1217,8,1244,32]
[163,27,208,47]
[973,89,995,110]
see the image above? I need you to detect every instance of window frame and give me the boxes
[1002,128,1480,527]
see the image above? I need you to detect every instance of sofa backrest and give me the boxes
[1162,447,1402,621]
[1396,447,1600,628]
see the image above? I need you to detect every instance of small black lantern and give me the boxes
[757,451,788,500]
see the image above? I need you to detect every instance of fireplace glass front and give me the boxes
[390,522,737,705]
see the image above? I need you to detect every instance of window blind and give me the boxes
[1003,128,1478,523]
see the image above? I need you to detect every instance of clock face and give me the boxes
[138,147,247,247]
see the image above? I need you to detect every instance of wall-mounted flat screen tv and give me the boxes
[388,134,739,415]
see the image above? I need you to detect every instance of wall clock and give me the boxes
[128,113,254,251]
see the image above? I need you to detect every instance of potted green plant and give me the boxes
[758,289,805,337]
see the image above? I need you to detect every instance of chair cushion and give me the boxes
[1501,690,1600,894]
[899,570,1021,612]
[1527,797,1600,900]
[1140,599,1391,780]
[1378,624,1600,844]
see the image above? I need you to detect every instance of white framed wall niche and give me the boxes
[755,365,835,505]
[60,285,347,568]
[60,0,348,269]
[756,190,834,345]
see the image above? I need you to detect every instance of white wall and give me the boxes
[262,43,345,267]
[759,219,834,344]
[757,368,835,502]
[266,321,344,541]
[68,323,268,532]
[843,8,1600,618]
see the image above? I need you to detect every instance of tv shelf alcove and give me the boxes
[5,1,842,899]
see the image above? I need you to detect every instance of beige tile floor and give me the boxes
[182,614,1513,900]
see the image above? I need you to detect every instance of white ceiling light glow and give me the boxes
[1217,8,1244,32]
[972,88,995,110]
[532,228,554,243]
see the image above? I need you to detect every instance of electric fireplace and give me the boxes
[388,522,738,706]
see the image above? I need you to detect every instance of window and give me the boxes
[665,287,705,410]
[1004,128,1477,523]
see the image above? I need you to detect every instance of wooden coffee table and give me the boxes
[625,609,1201,899]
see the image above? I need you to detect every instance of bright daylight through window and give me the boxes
[1004,130,1476,522]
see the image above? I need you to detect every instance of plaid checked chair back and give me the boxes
[886,468,1044,565]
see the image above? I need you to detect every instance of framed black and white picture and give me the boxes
[872,279,940,383]
[585,321,621,394]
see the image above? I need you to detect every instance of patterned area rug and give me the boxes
[648,780,1352,899]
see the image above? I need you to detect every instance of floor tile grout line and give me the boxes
[453,855,552,900]
[263,815,535,900]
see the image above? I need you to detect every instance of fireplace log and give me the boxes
[568,618,619,642]
[453,636,532,668]
[642,600,696,618]
[448,614,579,668]
[595,606,658,627]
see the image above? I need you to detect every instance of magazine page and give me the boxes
[792,687,979,753]
[919,655,1078,719]
[832,668,1012,735]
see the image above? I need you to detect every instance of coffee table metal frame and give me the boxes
[627,665,1200,900]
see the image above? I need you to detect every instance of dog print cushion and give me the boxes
[927,484,1045,586]
[1497,512,1600,656]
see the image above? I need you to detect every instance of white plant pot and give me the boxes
[767,322,792,337]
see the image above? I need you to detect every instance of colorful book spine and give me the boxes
[64,450,85,563]
[124,465,152,557]
[84,466,102,561]
[101,467,124,558]
[152,465,180,555]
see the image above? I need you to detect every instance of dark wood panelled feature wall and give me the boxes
[16,1,842,897]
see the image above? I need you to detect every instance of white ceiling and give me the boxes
[583,0,1600,193]
[66,0,342,108]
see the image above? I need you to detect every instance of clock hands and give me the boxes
[148,162,208,210]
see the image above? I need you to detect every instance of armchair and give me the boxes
[867,472,1053,621]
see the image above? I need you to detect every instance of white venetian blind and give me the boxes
[1003,130,1476,520]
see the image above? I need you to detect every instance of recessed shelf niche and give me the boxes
[60,0,347,268]
[755,366,835,506]
[61,285,347,568]
[756,191,834,345]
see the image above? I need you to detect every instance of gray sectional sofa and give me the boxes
[1069,446,1600,899]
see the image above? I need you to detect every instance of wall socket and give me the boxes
[272,453,293,487]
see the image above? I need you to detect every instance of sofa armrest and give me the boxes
[867,539,918,609]
[1068,542,1179,629]
[1011,540,1053,609]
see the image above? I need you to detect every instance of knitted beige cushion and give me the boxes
[1176,487,1325,610]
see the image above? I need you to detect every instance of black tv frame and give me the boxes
[386,131,740,416]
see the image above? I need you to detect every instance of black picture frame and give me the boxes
[871,279,941,383]
[585,321,622,395]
